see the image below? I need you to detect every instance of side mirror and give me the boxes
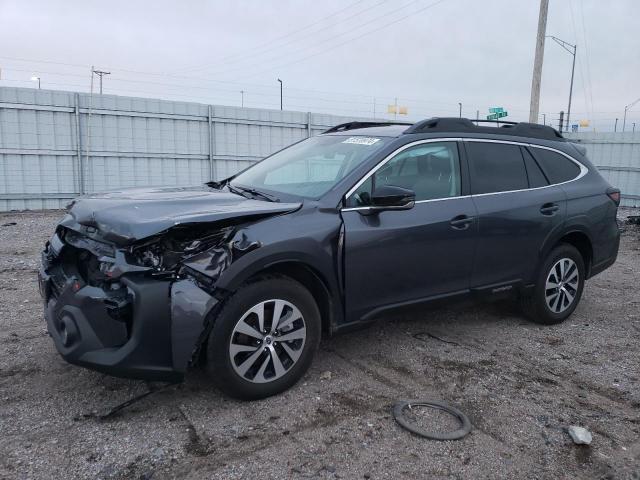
[361,185,415,214]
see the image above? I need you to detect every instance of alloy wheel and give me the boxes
[545,257,579,314]
[229,299,307,383]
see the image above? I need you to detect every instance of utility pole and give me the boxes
[633,122,636,133]
[92,69,111,94]
[458,102,462,118]
[547,36,576,132]
[623,97,640,132]
[542,113,546,125]
[614,118,618,132]
[529,0,549,123]
[476,110,479,120]
[277,78,283,110]
[240,90,244,108]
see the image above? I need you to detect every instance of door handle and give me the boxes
[450,214,474,230]
[540,203,560,215]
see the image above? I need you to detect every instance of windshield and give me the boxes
[230,135,391,199]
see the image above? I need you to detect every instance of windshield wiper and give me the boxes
[229,184,279,202]
[227,184,250,199]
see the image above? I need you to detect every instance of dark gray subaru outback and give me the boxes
[38,117,621,399]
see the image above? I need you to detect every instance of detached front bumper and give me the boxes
[39,237,218,382]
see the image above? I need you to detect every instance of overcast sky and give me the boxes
[1,0,638,131]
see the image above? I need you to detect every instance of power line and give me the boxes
[201,0,426,79]
[568,0,590,128]
[0,56,388,101]
[175,0,373,73]
[3,65,625,117]
[2,64,462,108]
[578,1,595,126]
[231,0,450,82]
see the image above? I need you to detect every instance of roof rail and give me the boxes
[404,117,564,141]
[323,121,413,134]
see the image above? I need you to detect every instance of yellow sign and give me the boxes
[388,104,408,115]
[579,120,590,127]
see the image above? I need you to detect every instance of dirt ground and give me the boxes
[0,209,639,480]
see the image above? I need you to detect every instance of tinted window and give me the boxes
[467,142,528,194]
[522,147,549,188]
[531,148,581,184]
[346,142,461,207]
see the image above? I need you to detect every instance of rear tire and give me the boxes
[206,276,321,400]
[521,244,585,325]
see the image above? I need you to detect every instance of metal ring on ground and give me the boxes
[392,400,472,440]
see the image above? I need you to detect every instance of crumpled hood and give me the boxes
[60,185,301,244]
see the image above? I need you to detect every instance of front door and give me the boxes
[341,140,477,322]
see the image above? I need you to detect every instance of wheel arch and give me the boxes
[215,251,343,336]
[250,261,338,336]
[541,228,594,279]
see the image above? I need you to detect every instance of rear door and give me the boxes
[464,140,566,289]
[341,140,478,321]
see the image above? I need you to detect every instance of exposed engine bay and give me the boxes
[127,226,233,273]
[57,222,260,292]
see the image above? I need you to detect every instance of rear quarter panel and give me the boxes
[560,167,620,268]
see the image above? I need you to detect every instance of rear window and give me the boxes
[466,142,528,194]
[530,148,581,184]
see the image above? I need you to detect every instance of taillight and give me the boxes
[607,188,621,206]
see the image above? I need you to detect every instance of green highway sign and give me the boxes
[489,107,504,114]
[487,111,508,120]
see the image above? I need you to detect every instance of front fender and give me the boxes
[214,239,337,292]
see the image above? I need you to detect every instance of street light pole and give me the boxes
[614,118,618,132]
[542,113,546,125]
[277,78,283,110]
[458,102,462,118]
[31,76,41,89]
[547,35,576,132]
[623,97,640,132]
[240,90,244,108]
[624,106,628,132]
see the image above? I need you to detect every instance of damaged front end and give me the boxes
[39,220,260,382]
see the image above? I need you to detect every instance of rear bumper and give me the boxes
[39,241,218,382]
[588,221,621,279]
[589,238,620,278]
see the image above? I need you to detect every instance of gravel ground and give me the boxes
[0,209,639,480]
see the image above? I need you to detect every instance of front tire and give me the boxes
[521,244,585,325]
[206,276,321,400]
